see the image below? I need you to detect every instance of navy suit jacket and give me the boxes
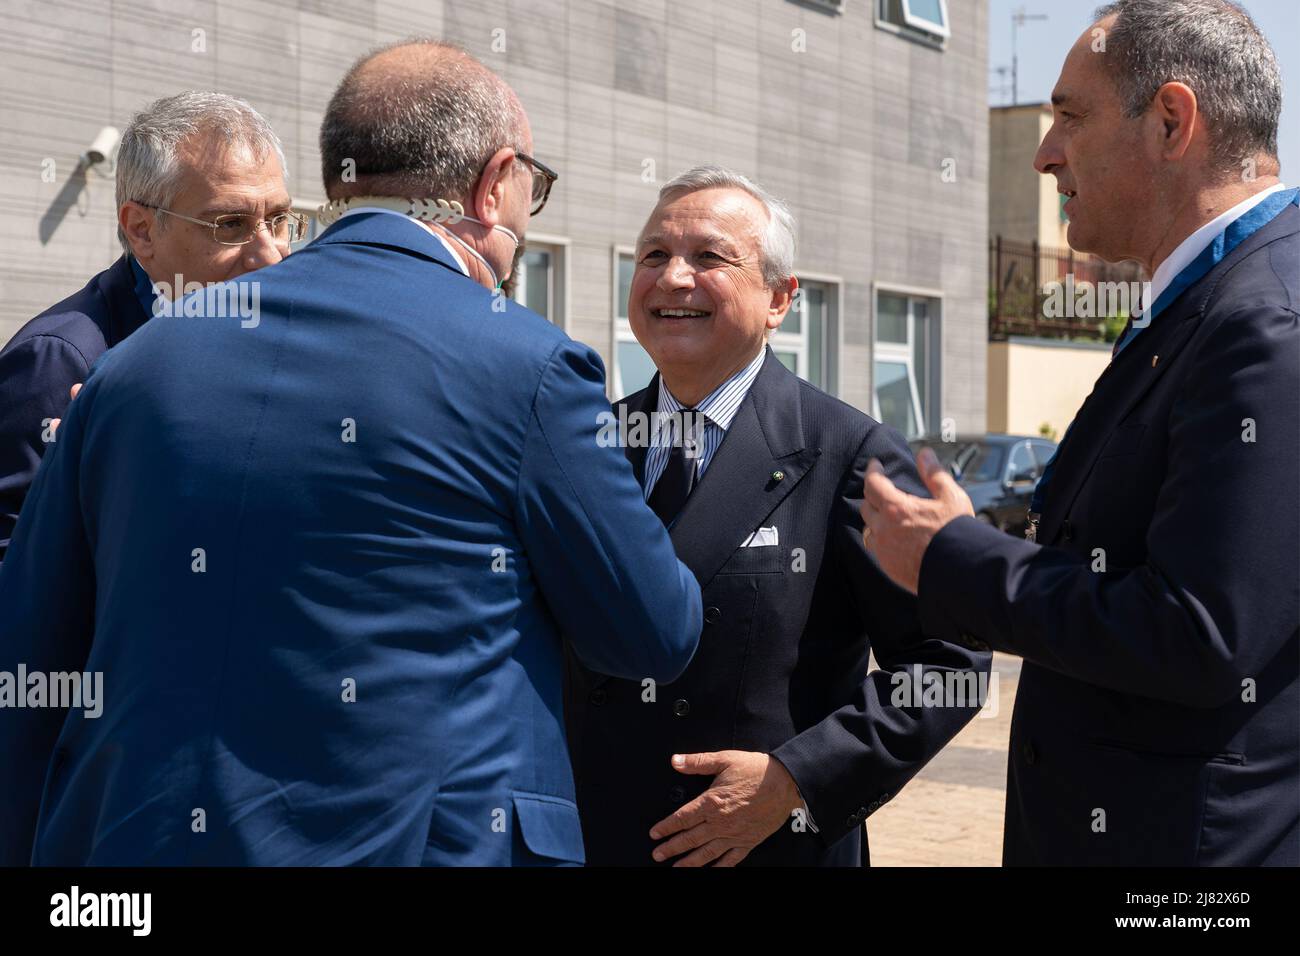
[0,212,701,866]
[919,202,1300,865]
[568,351,990,865]
[0,255,149,560]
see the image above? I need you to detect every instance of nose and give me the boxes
[656,255,694,292]
[239,222,285,274]
[1034,125,1064,176]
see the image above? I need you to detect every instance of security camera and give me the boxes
[83,126,120,167]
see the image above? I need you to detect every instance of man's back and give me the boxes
[0,212,700,866]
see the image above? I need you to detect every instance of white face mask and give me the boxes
[316,196,521,289]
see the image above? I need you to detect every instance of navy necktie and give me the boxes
[647,412,699,528]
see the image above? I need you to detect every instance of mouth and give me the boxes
[651,307,712,319]
[1059,186,1078,216]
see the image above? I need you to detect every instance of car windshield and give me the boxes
[918,441,1003,483]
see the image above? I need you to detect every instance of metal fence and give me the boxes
[989,236,1145,341]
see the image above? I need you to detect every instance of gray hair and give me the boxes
[319,39,527,201]
[658,165,796,287]
[115,91,286,254]
[1093,0,1281,170]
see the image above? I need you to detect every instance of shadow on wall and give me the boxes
[39,159,91,245]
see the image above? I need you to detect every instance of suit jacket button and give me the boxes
[589,688,607,706]
[669,785,686,803]
[673,698,691,717]
[704,606,721,624]
[1021,740,1037,765]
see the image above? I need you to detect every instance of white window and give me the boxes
[771,276,840,395]
[873,286,940,439]
[511,235,568,328]
[613,249,655,397]
[876,0,950,45]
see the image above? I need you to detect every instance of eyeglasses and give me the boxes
[514,153,558,216]
[135,203,308,246]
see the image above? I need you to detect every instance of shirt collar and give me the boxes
[339,206,470,277]
[656,345,767,431]
[1140,183,1288,316]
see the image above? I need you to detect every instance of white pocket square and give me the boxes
[740,526,779,548]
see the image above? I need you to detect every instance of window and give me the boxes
[771,276,839,395]
[613,249,655,397]
[510,236,567,328]
[873,287,940,440]
[1006,442,1038,484]
[876,0,949,46]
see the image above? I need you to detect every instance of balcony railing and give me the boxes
[989,236,1145,342]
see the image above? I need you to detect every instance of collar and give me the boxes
[1139,183,1288,317]
[339,206,470,276]
[655,344,768,431]
[127,254,157,317]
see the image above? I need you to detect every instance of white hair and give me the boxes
[658,164,796,287]
[115,91,286,253]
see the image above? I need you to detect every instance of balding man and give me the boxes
[0,91,293,561]
[0,41,699,866]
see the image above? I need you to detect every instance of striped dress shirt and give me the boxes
[642,345,767,499]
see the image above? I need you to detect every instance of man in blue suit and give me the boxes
[863,0,1297,865]
[0,91,292,561]
[0,40,700,866]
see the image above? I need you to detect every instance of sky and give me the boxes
[988,0,1300,177]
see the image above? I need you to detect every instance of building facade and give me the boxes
[1,0,988,437]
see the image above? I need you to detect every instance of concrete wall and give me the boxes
[987,336,1109,440]
[0,0,989,428]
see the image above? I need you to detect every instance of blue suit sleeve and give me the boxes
[917,305,1299,708]
[772,423,990,843]
[516,340,701,683]
[0,335,90,561]
[0,376,97,864]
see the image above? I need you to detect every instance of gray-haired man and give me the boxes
[0,90,294,559]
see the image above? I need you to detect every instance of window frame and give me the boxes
[875,0,949,49]
[771,270,842,396]
[872,281,944,440]
[512,231,570,332]
[900,0,951,39]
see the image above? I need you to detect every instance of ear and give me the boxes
[471,146,518,227]
[767,275,798,331]
[119,201,158,264]
[1150,81,1198,162]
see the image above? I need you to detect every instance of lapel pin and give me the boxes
[771,470,785,482]
[1152,354,1159,367]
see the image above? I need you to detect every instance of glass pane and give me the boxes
[877,292,907,344]
[874,360,918,438]
[522,249,550,320]
[904,0,946,29]
[784,290,803,335]
[912,302,928,430]
[617,254,635,319]
[774,350,798,374]
[616,340,657,397]
[1008,443,1036,480]
[806,283,824,389]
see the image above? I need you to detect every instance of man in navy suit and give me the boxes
[0,91,292,560]
[863,0,1298,865]
[567,166,990,866]
[0,40,700,866]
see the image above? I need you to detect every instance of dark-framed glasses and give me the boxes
[135,203,308,246]
[515,153,558,216]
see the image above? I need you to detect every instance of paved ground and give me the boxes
[869,653,1020,866]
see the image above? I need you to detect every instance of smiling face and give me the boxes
[629,186,794,396]
[1033,15,1157,262]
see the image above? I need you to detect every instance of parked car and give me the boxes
[907,433,1058,537]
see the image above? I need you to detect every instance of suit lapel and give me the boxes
[615,377,659,490]
[668,350,821,587]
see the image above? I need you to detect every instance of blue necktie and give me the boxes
[1027,187,1299,533]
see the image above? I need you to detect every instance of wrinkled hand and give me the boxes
[861,446,974,594]
[47,383,82,437]
[649,750,802,867]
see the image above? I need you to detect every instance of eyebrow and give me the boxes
[1050,92,1073,107]
[200,200,293,219]
[637,232,744,255]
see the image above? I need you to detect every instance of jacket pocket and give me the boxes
[1091,738,1245,765]
[512,791,585,864]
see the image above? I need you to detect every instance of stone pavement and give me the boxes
[868,653,1020,866]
